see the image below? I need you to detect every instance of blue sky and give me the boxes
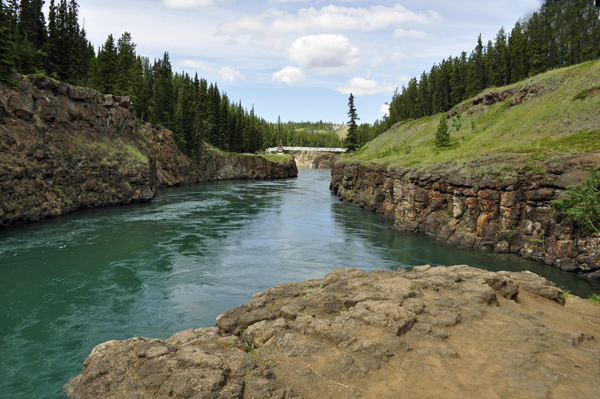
[74,0,543,124]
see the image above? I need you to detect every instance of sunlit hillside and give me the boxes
[341,60,600,170]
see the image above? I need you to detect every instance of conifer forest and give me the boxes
[0,0,599,153]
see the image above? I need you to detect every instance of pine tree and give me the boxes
[92,34,118,94]
[0,0,17,84]
[345,93,360,151]
[115,32,136,96]
[435,114,450,147]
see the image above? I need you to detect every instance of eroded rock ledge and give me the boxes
[330,160,600,278]
[0,75,297,227]
[65,266,600,399]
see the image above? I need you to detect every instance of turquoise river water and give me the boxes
[1,168,599,398]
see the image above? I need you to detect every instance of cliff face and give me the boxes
[330,158,600,279]
[0,75,297,227]
[292,151,337,168]
[142,123,297,186]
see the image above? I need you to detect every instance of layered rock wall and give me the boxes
[330,159,600,278]
[0,75,297,227]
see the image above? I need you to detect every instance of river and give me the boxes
[0,168,598,398]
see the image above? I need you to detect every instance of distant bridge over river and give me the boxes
[265,147,347,154]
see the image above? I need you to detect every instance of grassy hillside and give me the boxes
[342,60,600,170]
[334,125,349,139]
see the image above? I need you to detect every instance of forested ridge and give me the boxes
[0,0,343,156]
[2,1,599,155]
[384,0,600,128]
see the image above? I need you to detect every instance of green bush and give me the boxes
[587,294,600,304]
[552,168,600,232]
[435,115,450,147]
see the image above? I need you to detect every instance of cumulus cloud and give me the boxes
[393,29,434,40]
[335,77,394,96]
[181,59,212,71]
[219,67,245,82]
[272,66,306,85]
[219,15,267,35]
[380,103,390,117]
[163,0,216,8]
[289,34,359,72]
[220,4,441,37]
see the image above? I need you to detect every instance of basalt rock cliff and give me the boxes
[330,158,600,279]
[65,265,600,399]
[0,74,297,227]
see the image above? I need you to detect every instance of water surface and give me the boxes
[0,168,598,398]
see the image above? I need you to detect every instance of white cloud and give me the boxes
[219,15,267,35]
[220,4,442,37]
[163,0,216,8]
[335,77,394,96]
[181,59,212,71]
[393,29,434,40]
[272,66,306,85]
[289,34,359,72]
[272,5,441,35]
[219,67,245,82]
[380,103,390,118]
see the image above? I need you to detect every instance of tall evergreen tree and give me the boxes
[115,32,136,96]
[0,0,17,84]
[91,34,118,94]
[345,93,360,151]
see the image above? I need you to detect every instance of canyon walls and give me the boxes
[330,158,600,279]
[292,151,337,168]
[0,74,297,227]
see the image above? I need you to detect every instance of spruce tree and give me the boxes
[116,32,136,96]
[435,114,450,147]
[345,93,360,151]
[0,0,16,84]
[93,34,118,94]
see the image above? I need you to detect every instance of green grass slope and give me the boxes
[344,60,600,170]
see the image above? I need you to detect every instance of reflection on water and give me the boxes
[0,168,598,398]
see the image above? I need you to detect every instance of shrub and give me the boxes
[552,168,600,232]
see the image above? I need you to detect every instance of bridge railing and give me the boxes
[265,147,347,153]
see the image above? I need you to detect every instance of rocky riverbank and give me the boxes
[330,158,600,279]
[65,265,600,398]
[0,75,297,227]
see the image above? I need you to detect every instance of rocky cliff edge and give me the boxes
[65,265,600,399]
[0,75,297,227]
[330,159,600,279]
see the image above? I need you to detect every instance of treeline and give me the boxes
[0,1,346,155]
[0,0,91,86]
[386,0,600,127]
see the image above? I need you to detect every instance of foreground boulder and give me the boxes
[66,266,600,399]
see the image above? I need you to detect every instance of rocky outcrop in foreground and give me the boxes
[0,75,297,227]
[65,265,600,399]
[330,159,600,278]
